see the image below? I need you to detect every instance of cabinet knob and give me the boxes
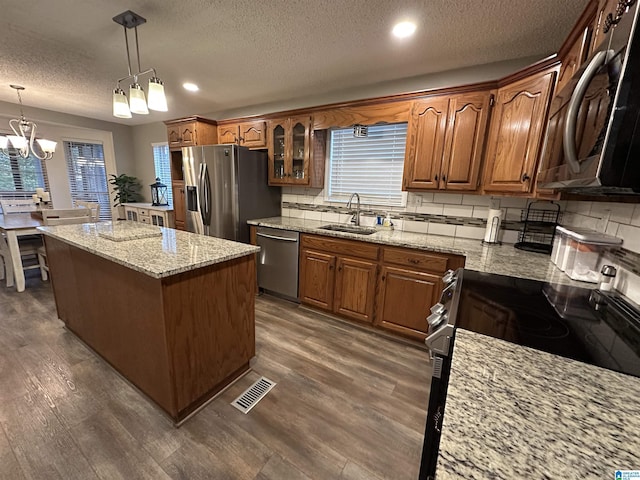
[522,173,531,182]
[442,175,447,183]
[329,264,334,270]
[381,274,386,281]
[338,266,342,272]
[434,174,438,182]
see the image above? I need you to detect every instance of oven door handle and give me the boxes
[563,49,611,175]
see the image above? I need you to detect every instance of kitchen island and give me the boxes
[38,221,259,424]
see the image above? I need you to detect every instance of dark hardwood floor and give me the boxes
[0,271,430,479]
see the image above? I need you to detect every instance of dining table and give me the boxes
[0,212,43,292]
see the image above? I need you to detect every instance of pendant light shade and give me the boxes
[35,139,57,155]
[7,135,28,149]
[112,88,132,118]
[147,77,168,112]
[129,83,149,115]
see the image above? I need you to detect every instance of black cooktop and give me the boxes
[453,270,640,378]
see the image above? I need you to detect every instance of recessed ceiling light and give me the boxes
[183,82,199,92]
[392,21,416,38]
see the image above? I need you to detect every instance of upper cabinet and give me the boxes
[267,115,313,186]
[591,0,620,53]
[481,69,556,194]
[165,116,218,151]
[403,90,493,191]
[217,120,268,149]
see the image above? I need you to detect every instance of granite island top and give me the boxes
[437,329,640,479]
[248,217,581,285]
[38,221,259,279]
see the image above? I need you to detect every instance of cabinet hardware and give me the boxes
[338,266,342,272]
[381,274,386,281]
[329,264,334,270]
[522,173,531,182]
[434,174,439,182]
[409,258,419,264]
[442,175,447,183]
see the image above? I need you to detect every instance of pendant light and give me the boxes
[112,10,168,118]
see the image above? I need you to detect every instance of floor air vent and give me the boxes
[231,377,276,414]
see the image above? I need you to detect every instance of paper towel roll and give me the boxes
[483,208,502,243]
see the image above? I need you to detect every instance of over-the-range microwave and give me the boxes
[537,0,640,194]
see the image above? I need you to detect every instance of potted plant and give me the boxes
[109,173,143,219]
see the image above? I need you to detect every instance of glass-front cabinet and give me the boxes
[268,115,312,185]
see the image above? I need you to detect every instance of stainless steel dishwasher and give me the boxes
[256,226,299,301]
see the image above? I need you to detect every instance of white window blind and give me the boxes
[327,123,407,206]
[152,143,173,207]
[0,143,50,199]
[64,141,111,221]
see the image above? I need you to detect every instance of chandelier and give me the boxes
[112,10,167,118]
[0,85,57,160]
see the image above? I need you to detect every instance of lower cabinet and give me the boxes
[298,234,465,340]
[375,266,441,338]
[122,203,175,229]
[299,235,379,324]
[172,182,186,230]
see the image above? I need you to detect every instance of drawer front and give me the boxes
[382,246,449,272]
[139,215,151,224]
[138,209,148,216]
[301,234,379,261]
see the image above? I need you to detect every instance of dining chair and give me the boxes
[0,198,37,214]
[0,199,42,286]
[74,201,101,222]
[37,208,93,281]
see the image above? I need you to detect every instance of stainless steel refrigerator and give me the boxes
[182,144,281,243]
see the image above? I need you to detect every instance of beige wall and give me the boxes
[130,122,169,202]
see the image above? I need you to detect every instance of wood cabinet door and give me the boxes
[333,257,377,324]
[179,122,197,147]
[440,92,492,191]
[239,121,267,149]
[592,0,619,53]
[218,124,239,144]
[167,125,182,151]
[402,97,449,190]
[267,119,288,185]
[299,249,335,311]
[289,115,312,185]
[482,70,555,193]
[172,182,186,230]
[375,266,441,340]
[556,30,588,95]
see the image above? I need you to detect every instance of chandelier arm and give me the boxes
[8,118,21,137]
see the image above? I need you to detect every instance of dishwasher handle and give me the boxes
[256,232,299,242]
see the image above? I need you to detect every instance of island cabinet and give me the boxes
[299,235,379,324]
[42,225,258,424]
[217,120,267,149]
[375,247,465,340]
[403,90,493,192]
[481,68,556,194]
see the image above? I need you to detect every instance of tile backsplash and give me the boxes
[281,188,534,243]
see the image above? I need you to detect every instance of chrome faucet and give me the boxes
[347,193,361,226]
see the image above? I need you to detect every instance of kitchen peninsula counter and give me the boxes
[38,221,259,423]
[437,329,640,478]
[247,217,576,285]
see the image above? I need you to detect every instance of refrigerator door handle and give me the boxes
[198,163,211,226]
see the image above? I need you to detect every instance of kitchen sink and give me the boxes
[319,224,377,235]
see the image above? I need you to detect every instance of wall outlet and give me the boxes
[596,210,611,233]
[408,194,422,207]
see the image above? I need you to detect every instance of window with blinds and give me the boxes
[152,143,173,207]
[326,123,408,206]
[64,141,111,221]
[0,145,50,199]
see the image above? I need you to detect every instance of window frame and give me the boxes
[324,122,408,208]
[151,142,173,207]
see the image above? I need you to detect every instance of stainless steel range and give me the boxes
[419,268,640,479]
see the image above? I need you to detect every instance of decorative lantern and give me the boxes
[150,177,168,206]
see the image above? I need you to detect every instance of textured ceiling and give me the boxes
[0,0,589,125]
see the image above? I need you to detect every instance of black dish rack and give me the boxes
[514,201,561,254]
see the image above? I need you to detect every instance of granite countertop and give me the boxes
[248,216,579,285]
[437,329,640,478]
[38,221,259,279]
